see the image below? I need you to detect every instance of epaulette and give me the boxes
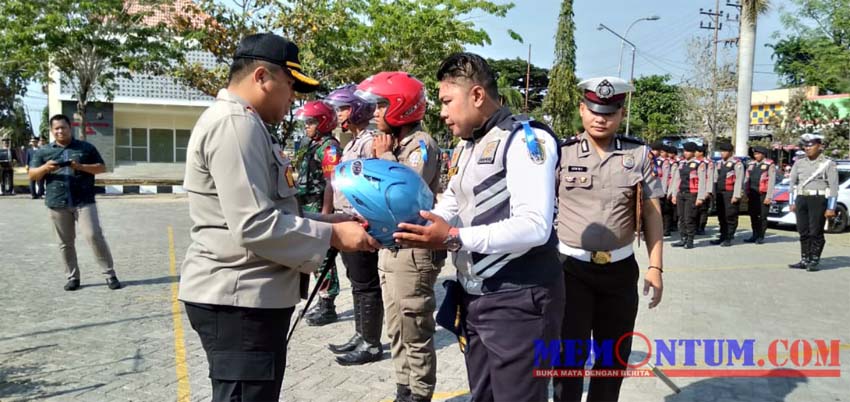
[562,136,580,147]
[616,134,645,145]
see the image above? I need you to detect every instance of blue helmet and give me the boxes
[333,158,434,247]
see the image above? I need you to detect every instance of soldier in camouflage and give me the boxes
[294,100,343,326]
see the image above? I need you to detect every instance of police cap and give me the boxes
[751,145,770,155]
[578,76,634,114]
[683,142,698,152]
[234,33,319,93]
[717,142,734,152]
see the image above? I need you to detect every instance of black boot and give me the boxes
[336,293,383,366]
[806,255,820,272]
[789,241,809,269]
[671,235,687,247]
[394,384,412,402]
[744,236,757,243]
[709,236,725,245]
[684,235,695,249]
[307,296,338,326]
[329,293,362,353]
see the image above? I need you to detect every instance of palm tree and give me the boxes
[734,0,771,156]
[497,75,524,114]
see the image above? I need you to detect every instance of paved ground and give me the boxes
[0,195,848,402]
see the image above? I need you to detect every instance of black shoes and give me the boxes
[721,240,732,247]
[307,297,338,326]
[806,257,820,272]
[335,341,383,366]
[107,277,122,290]
[789,260,808,269]
[709,238,725,245]
[329,333,363,354]
[64,279,80,291]
[336,293,384,366]
[755,238,765,245]
[743,236,757,243]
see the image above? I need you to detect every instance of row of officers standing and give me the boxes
[649,135,839,272]
[176,33,839,402]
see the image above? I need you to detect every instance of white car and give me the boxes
[768,160,850,233]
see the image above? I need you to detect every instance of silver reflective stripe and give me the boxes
[475,190,510,216]
[476,252,526,278]
[474,178,507,206]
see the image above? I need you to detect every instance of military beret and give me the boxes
[650,141,665,151]
[577,76,634,114]
[751,145,770,155]
[683,142,698,152]
[717,142,733,152]
[665,145,679,154]
[234,33,319,93]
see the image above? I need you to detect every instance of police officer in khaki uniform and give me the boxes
[553,77,665,402]
[178,33,378,402]
[357,71,441,400]
[710,142,744,246]
[745,145,776,244]
[787,134,839,271]
[669,142,707,249]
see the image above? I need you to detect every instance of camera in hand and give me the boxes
[54,160,72,168]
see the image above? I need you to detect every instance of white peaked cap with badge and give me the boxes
[578,76,635,114]
[800,133,825,145]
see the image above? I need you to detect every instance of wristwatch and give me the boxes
[443,227,463,252]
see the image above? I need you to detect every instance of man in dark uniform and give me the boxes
[745,146,776,244]
[552,76,665,402]
[709,142,744,246]
[0,135,19,195]
[694,145,713,235]
[787,134,839,271]
[664,145,680,235]
[650,142,673,236]
[670,142,707,249]
[25,137,45,199]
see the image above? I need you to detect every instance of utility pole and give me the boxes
[700,1,723,151]
[525,44,531,113]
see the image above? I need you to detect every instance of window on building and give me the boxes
[149,128,175,162]
[769,105,775,110]
[116,128,149,162]
[759,105,764,111]
[175,130,191,162]
[764,111,769,117]
[752,112,758,118]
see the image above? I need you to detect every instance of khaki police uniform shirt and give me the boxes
[333,130,374,214]
[789,154,839,195]
[557,133,665,251]
[179,89,333,309]
[377,125,441,195]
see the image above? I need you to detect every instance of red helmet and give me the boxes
[295,100,338,134]
[356,71,426,127]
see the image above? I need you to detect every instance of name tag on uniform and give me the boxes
[568,166,587,172]
[478,140,500,164]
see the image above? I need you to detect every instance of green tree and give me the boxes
[174,0,516,147]
[487,57,550,111]
[629,74,684,143]
[497,75,524,113]
[0,0,184,141]
[543,0,580,138]
[768,0,850,93]
[681,37,738,152]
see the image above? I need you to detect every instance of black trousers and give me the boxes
[340,250,381,297]
[716,191,739,239]
[747,190,769,239]
[697,194,711,232]
[553,256,640,402]
[185,302,294,402]
[462,274,565,402]
[0,168,13,194]
[796,195,828,258]
[676,192,698,237]
[661,197,676,233]
[29,178,44,197]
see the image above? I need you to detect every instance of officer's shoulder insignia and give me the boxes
[622,154,635,169]
[408,151,422,167]
[478,139,500,165]
[689,162,697,168]
[761,164,767,169]
[726,162,733,168]
[449,147,462,168]
[519,120,545,164]
[561,136,580,147]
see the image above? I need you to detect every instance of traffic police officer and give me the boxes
[695,145,713,235]
[710,142,744,246]
[553,77,665,402]
[356,71,441,399]
[670,142,707,249]
[787,134,839,271]
[178,33,378,402]
[395,53,564,402]
[745,145,776,244]
[294,100,343,326]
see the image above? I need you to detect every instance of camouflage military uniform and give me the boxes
[297,135,342,299]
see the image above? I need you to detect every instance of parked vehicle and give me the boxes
[768,160,850,233]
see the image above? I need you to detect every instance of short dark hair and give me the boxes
[228,58,284,84]
[49,114,72,127]
[436,52,499,100]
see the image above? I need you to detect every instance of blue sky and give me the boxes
[23,0,795,133]
[467,0,790,88]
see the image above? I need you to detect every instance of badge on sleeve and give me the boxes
[521,121,545,164]
[761,164,767,169]
[622,155,635,169]
[418,139,429,163]
[478,140,500,164]
[408,151,422,167]
[285,166,295,188]
[449,148,461,169]
[726,162,732,168]
[689,162,696,168]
